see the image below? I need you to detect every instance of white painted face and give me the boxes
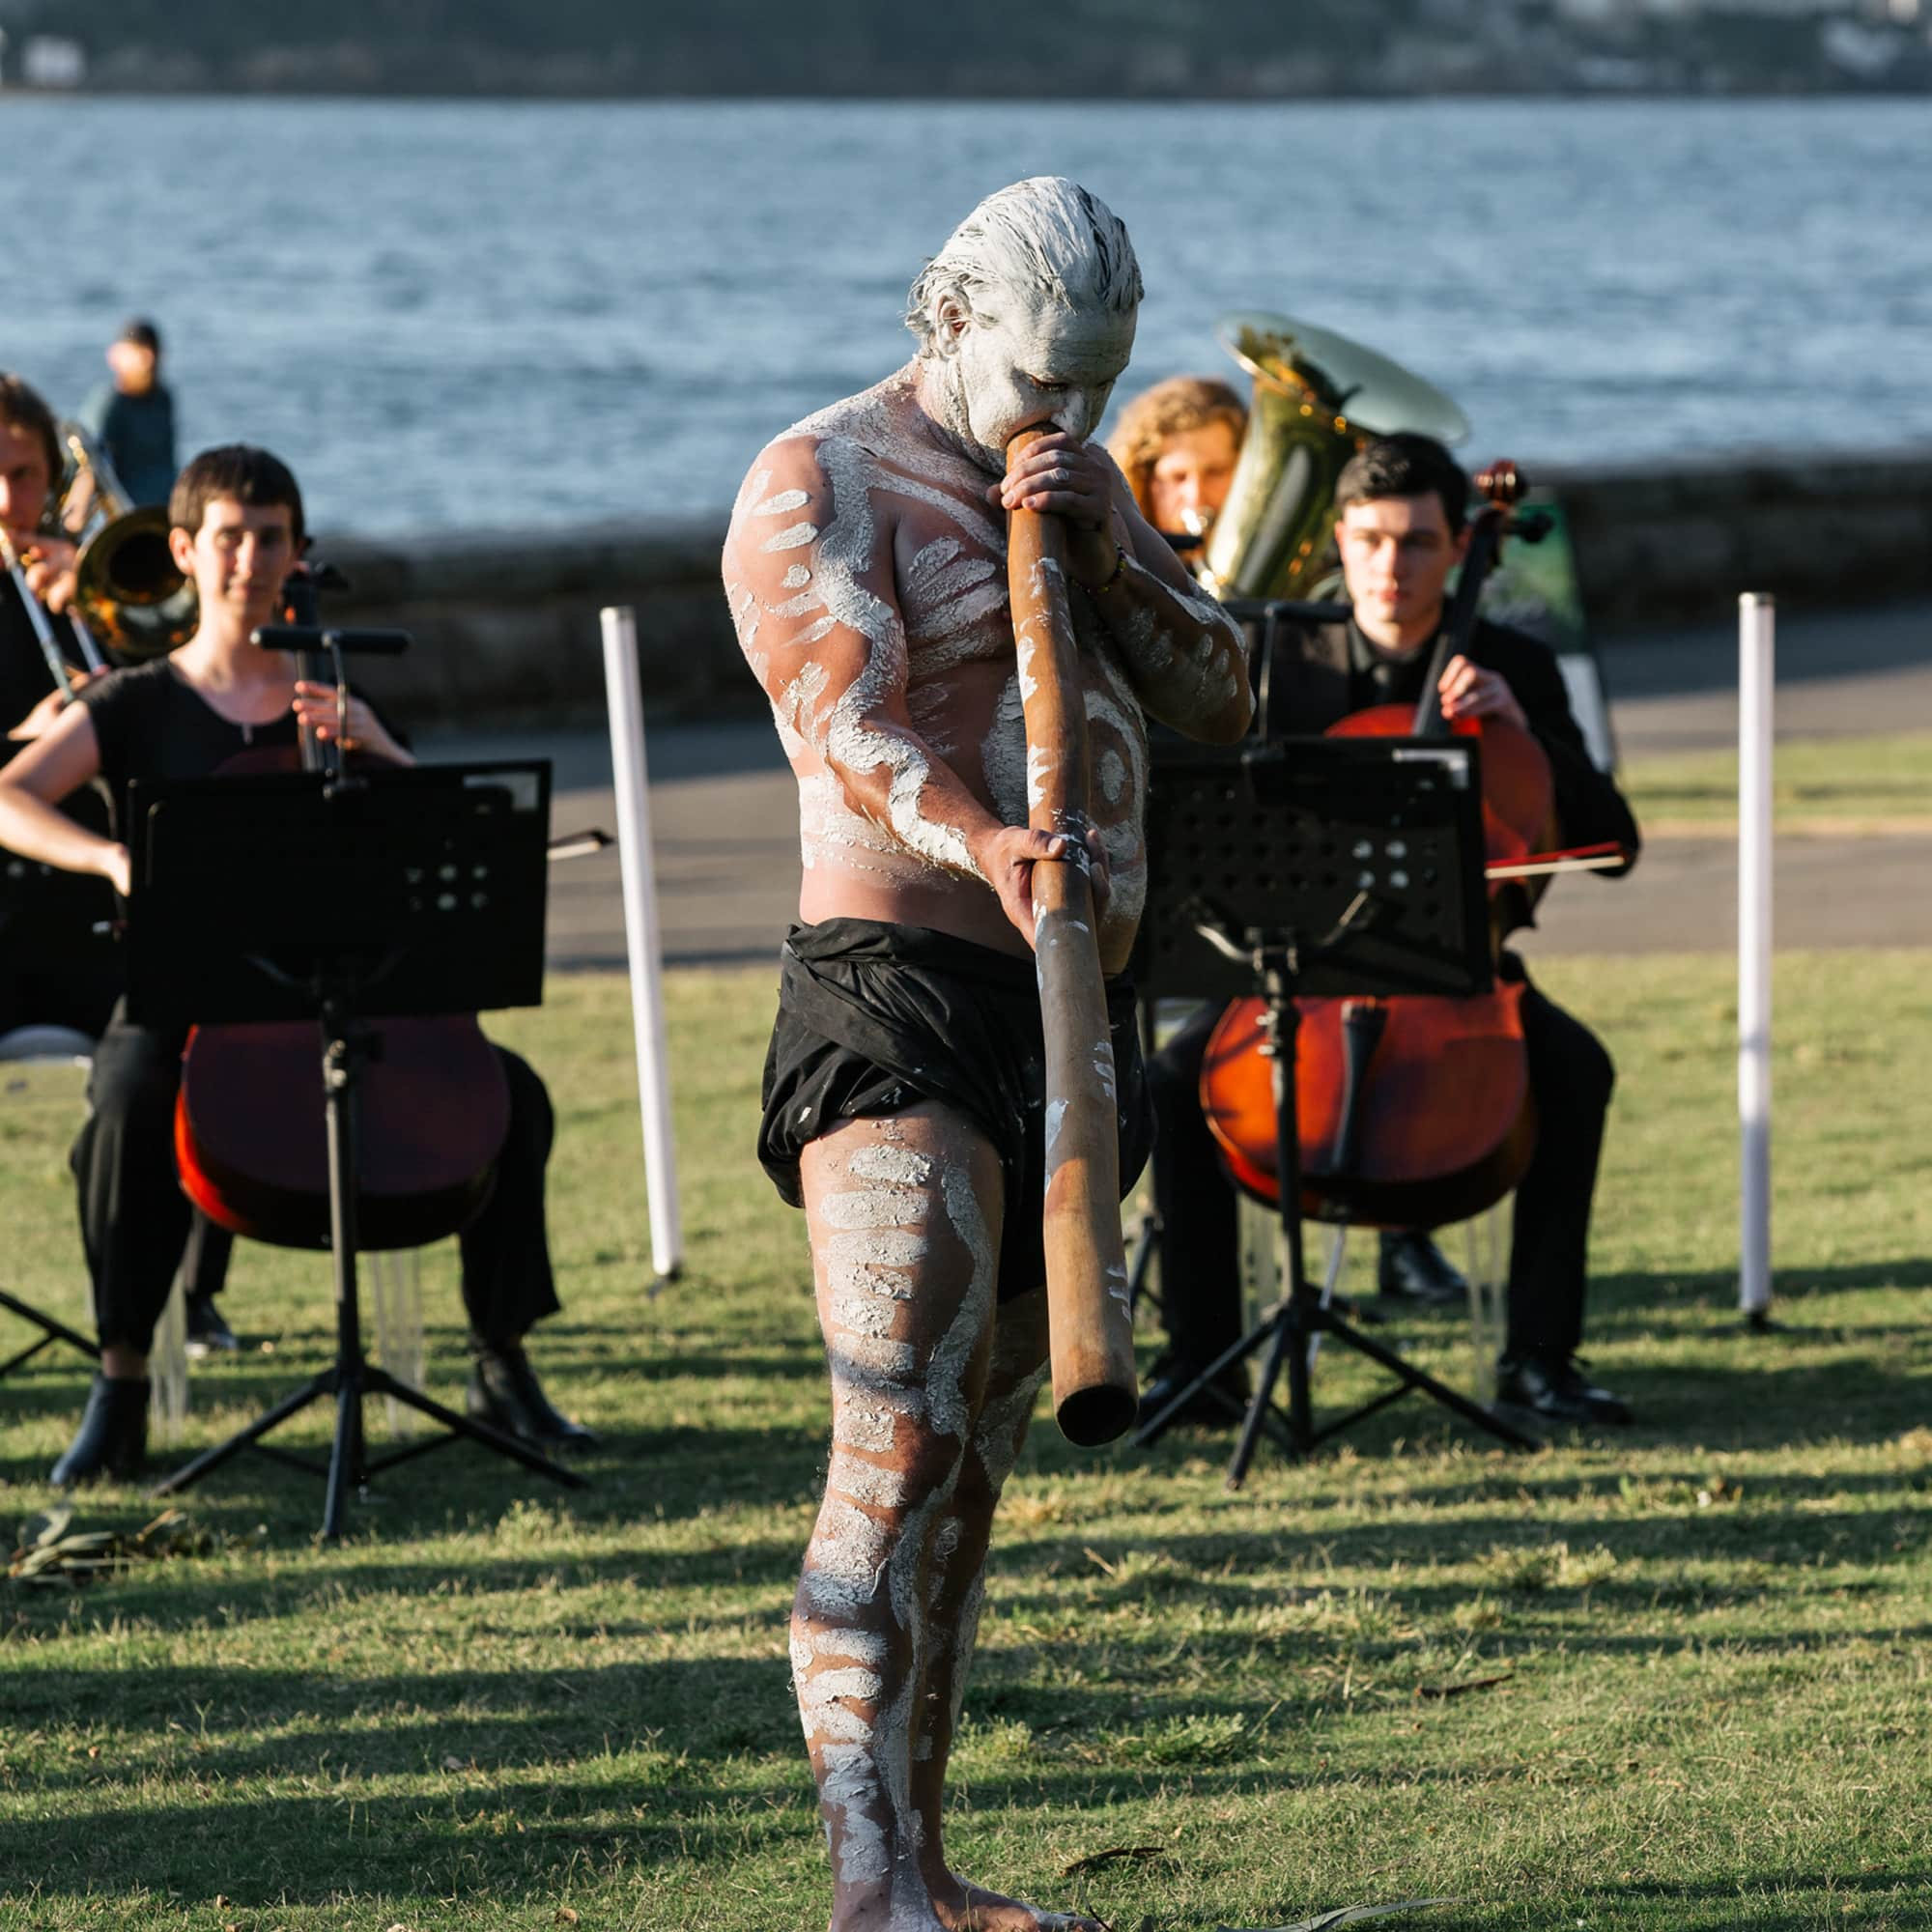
[943,298,1136,472]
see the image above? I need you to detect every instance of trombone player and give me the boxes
[0,371,117,1042]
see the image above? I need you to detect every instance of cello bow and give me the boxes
[1004,427,1138,1448]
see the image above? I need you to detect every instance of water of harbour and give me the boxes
[5,95,1927,537]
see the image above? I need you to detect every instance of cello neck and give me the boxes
[1406,459,1529,738]
[1409,503,1504,739]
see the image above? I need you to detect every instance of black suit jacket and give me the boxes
[1258,611,1640,872]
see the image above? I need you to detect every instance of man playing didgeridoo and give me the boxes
[724,178,1252,1932]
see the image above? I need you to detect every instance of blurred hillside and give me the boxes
[3,0,1929,95]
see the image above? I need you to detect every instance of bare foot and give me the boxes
[828,1889,952,1932]
[928,1875,1105,1932]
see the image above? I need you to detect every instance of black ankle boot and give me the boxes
[50,1374,150,1488]
[467,1340,596,1452]
[1377,1230,1468,1306]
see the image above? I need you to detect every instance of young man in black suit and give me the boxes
[1146,433,1640,1429]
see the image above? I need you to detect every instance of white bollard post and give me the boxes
[1738,593,1774,1323]
[601,605,683,1282]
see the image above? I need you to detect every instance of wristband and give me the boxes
[1074,540,1128,595]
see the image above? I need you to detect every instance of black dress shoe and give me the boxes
[1494,1354,1634,1427]
[50,1374,150,1488]
[184,1293,241,1358]
[1377,1230,1468,1306]
[467,1340,596,1451]
[1138,1363,1250,1430]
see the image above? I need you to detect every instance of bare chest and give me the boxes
[888,500,1122,692]
[884,483,1014,682]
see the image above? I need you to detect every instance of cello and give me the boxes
[171,567,512,1253]
[1199,463,1621,1227]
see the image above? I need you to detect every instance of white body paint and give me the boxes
[753,175,1251,1932]
[723,364,1159,974]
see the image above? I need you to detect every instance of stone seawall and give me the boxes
[325,451,1932,724]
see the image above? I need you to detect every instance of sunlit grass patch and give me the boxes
[1,954,1930,1929]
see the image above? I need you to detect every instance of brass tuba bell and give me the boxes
[1199,311,1470,603]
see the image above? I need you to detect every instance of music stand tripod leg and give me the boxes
[0,1288,100,1380]
[318,1021,374,1541]
[1226,1300,1300,1488]
[150,1369,338,1497]
[1226,963,1320,1488]
[312,1013,583,1520]
[1130,1316,1293,1448]
[1315,1306,1541,1452]
[366,1365,587,1487]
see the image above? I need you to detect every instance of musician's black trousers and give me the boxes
[71,1011,561,1358]
[1151,962,1615,1371]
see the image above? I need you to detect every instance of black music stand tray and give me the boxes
[1131,736,1539,1486]
[125,760,587,1539]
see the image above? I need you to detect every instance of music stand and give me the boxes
[126,760,587,1538]
[1131,735,1540,1485]
[0,1289,98,1381]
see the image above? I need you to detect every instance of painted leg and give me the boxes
[914,1290,1103,1932]
[792,1105,1002,1932]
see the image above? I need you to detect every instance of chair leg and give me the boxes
[1464,1201,1511,1404]
[1305,1224,1350,1372]
[369,1249,428,1440]
[150,1276,190,1447]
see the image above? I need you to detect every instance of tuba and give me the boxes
[1198,311,1470,603]
[56,426,197,659]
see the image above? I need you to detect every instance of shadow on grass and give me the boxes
[14,1736,1932,1918]
[0,1439,829,1548]
[1592,1255,1932,1306]
[1583,1868,1932,1932]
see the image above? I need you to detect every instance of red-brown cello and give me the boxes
[1199,464,1619,1228]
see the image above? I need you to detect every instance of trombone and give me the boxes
[51,426,197,660]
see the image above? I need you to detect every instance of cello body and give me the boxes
[175,1016,509,1251]
[168,723,512,1254]
[1202,983,1535,1227]
[1198,469,1561,1230]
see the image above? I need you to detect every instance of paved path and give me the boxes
[416,598,1932,971]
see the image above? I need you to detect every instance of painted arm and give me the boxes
[724,435,1072,940]
[1000,432,1252,745]
[0,700,128,894]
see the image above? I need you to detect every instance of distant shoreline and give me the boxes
[2,82,1928,103]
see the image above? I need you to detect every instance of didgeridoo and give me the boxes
[1004,427,1137,1447]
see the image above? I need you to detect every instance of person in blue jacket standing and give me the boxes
[77,318,177,508]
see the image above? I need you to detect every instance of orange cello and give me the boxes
[1200,462,1568,1228]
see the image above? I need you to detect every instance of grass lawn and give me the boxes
[2,953,1929,1931]
[1622,731,1932,835]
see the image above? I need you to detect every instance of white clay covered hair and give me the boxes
[905,176,1143,351]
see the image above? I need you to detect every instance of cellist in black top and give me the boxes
[1147,433,1641,1428]
[0,444,592,1485]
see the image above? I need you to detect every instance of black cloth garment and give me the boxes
[0,579,119,1038]
[79,656,303,838]
[759,918,1154,1304]
[1144,1000,1244,1371]
[1152,610,1638,1376]
[77,656,409,842]
[71,1006,559,1355]
[1262,612,1640,884]
[1,573,86,745]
